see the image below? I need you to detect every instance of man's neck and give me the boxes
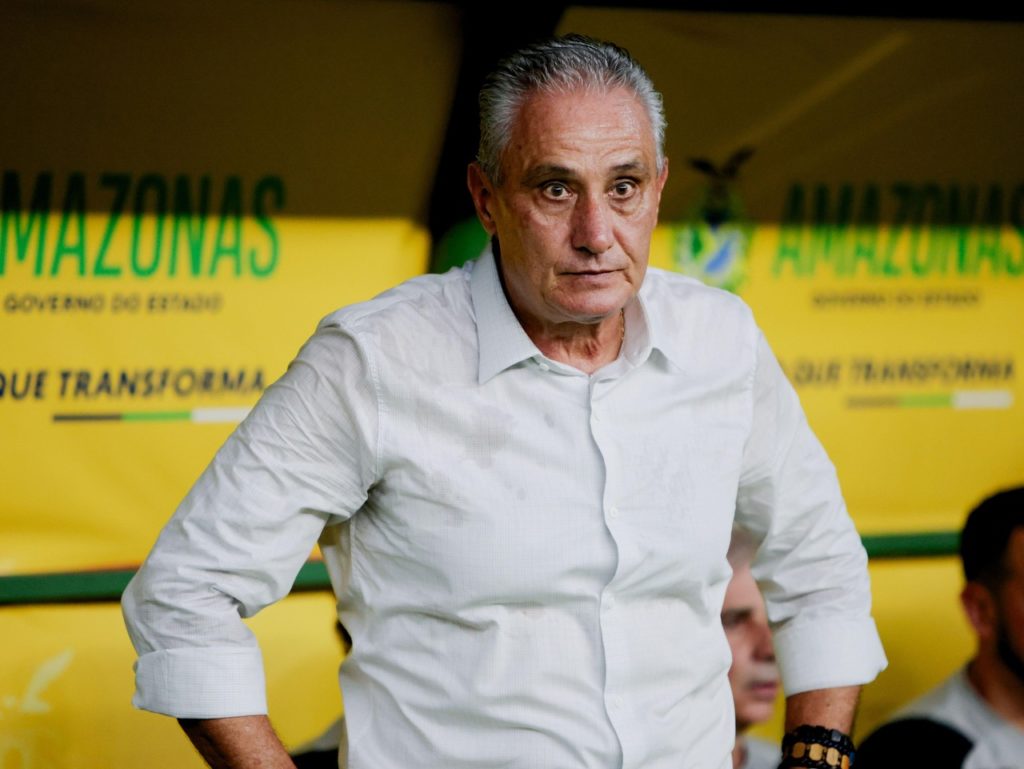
[966,654,1024,730]
[525,310,625,374]
[492,248,630,374]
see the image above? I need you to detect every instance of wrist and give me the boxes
[779,724,855,769]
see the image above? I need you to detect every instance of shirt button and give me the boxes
[604,594,615,610]
[609,696,623,712]
[608,506,620,519]
[592,411,601,422]
[538,361,550,372]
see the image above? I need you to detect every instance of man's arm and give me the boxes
[734,331,886,735]
[122,325,378,761]
[784,686,860,733]
[179,716,296,769]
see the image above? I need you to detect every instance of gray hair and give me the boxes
[477,34,666,185]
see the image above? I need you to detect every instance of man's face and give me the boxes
[469,86,668,332]
[994,529,1024,685]
[721,566,779,732]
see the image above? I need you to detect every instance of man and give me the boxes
[858,487,1024,767]
[723,528,781,769]
[123,35,885,769]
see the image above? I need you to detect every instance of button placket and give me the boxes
[589,376,634,764]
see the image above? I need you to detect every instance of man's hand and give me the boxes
[179,715,297,769]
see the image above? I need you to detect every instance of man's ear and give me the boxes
[652,157,670,214]
[961,581,998,642]
[656,157,670,194]
[467,162,498,236]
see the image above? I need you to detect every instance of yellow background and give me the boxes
[0,594,343,768]
[1,3,1022,766]
[2,218,428,574]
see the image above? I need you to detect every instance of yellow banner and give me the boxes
[0,0,459,577]
[652,188,1023,534]
[0,592,343,768]
[569,8,1024,535]
[0,193,428,574]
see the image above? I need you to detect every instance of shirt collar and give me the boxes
[470,248,684,381]
[471,247,542,384]
[636,271,688,371]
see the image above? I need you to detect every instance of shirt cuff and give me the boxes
[773,617,888,696]
[132,646,268,718]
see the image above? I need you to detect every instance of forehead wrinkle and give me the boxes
[612,160,652,178]
[520,164,577,186]
[502,88,656,175]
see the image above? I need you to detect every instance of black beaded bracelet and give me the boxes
[779,725,856,769]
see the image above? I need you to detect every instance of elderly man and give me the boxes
[858,487,1024,767]
[123,35,885,769]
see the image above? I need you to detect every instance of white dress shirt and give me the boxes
[123,249,886,769]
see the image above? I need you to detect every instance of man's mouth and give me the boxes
[562,268,621,276]
[748,679,780,698]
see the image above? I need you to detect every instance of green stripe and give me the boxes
[0,561,331,606]
[292,560,330,590]
[861,530,959,558]
[847,396,900,409]
[899,393,953,408]
[53,413,122,422]
[847,394,954,409]
[0,534,960,606]
[0,569,136,604]
[122,411,192,422]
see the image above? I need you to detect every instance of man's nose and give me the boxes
[753,621,776,661]
[571,194,614,255]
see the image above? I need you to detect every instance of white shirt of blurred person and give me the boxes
[723,529,781,769]
[858,487,1024,768]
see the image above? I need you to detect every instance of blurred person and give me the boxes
[723,528,781,769]
[122,35,885,769]
[858,487,1024,767]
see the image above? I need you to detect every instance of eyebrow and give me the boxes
[610,161,650,177]
[521,160,652,187]
[521,164,576,186]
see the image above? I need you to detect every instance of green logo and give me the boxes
[670,148,755,294]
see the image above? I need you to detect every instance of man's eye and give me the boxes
[612,180,637,197]
[721,609,750,628]
[543,183,570,199]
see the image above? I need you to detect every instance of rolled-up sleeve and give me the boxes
[735,332,887,696]
[122,323,378,718]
